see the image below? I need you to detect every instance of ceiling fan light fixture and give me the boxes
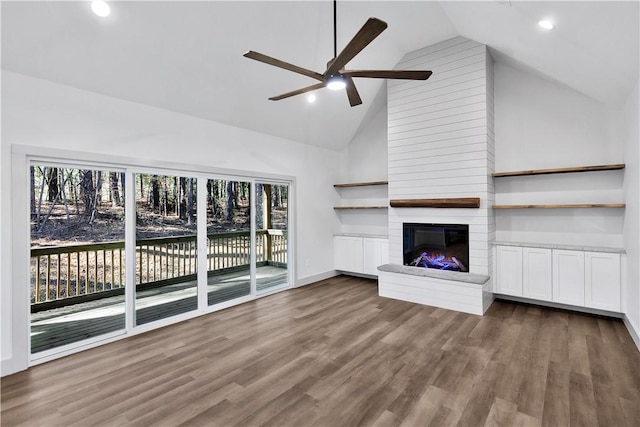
[326,75,347,91]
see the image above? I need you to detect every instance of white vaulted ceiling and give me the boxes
[2,1,638,150]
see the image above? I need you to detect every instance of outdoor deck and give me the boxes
[31,265,287,354]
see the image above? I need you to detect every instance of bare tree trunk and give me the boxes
[272,185,280,208]
[110,172,121,207]
[120,172,126,206]
[140,174,145,201]
[187,178,194,225]
[70,170,80,215]
[30,166,36,219]
[226,181,234,222]
[60,168,70,222]
[47,167,59,202]
[81,169,95,218]
[255,183,264,230]
[150,175,160,211]
[89,171,103,224]
[162,177,169,217]
[35,167,46,229]
[95,171,103,203]
[178,177,186,219]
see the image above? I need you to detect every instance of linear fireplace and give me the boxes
[403,223,469,272]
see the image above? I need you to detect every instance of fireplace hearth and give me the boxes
[403,223,469,272]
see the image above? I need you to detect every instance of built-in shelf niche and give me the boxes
[333,180,388,211]
[493,163,625,209]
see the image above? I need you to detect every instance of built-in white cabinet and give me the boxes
[496,246,523,296]
[552,250,585,306]
[495,245,622,313]
[334,235,389,276]
[523,247,553,301]
[363,237,389,276]
[334,236,364,273]
[585,252,621,312]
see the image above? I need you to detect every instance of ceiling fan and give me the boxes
[243,1,432,107]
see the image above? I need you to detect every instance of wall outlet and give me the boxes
[305,258,311,267]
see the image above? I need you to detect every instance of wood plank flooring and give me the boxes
[2,275,639,426]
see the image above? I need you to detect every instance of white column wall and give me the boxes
[387,37,495,276]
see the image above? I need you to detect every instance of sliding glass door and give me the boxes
[206,178,252,306]
[30,164,126,354]
[27,158,293,361]
[255,182,289,294]
[134,174,198,325]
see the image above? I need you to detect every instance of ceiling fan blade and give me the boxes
[344,76,362,107]
[243,51,325,81]
[342,70,433,80]
[325,17,387,77]
[268,82,326,101]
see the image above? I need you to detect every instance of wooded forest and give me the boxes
[30,166,288,247]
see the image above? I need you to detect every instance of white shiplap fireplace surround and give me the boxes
[378,37,496,315]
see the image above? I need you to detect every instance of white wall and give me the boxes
[336,96,389,236]
[620,80,640,345]
[1,71,342,374]
[494,61,625,247]
[342,99,388,183]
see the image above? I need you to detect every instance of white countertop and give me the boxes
[493,241,625,254]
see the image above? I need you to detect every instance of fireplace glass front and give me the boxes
[403,223,469,272]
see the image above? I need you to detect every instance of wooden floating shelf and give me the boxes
[333,181,388,188]
[390,198,480,209]
[492,163,625,178]
[333,206,388,210]
[493,204,626,209]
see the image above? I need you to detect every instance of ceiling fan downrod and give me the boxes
[333,0,337,59]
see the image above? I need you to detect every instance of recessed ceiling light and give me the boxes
[91,1,110,17]
[307,94,316,103]
[538,20,554,30]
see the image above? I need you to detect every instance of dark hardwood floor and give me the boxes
[2,275,639,426]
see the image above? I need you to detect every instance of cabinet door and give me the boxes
[496,246,523,296]
[585,252,621,312]
[334,236,363,273]
[523,247,552,301]
[380,239,389,266]
[552,250,585,306]
[362,238,389,276]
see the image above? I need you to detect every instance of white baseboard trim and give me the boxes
[494,294,624,318]
[623,315,640,352]
[295,270,338,287]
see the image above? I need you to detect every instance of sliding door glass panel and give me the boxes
[135,174,197,325]
[30,165,126,353]
[207,179,251,306]
[255,182,289,294]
